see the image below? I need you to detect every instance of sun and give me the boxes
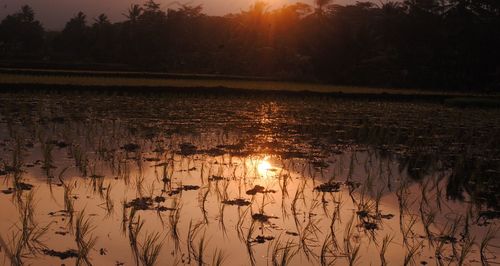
[258,159,272,175]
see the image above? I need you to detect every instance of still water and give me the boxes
[0,92,499,265]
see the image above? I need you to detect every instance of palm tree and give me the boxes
[143,0,161,12]
[94,14,110,25]
[20,5,35,22]
[70,12,87,28]
[315,0,333,15]
[124,4,142,22]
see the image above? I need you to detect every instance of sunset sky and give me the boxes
[0,0,356,30]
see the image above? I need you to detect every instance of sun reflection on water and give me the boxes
[257,156,277,179]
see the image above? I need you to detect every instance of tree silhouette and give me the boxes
[143,0,160,12]
[54,12,89,58]
[119,0,169,67]
[1,0,499,91]
[94,14,110,25]
[314,0,333,15]
[20,5,35,22]
[0,5,44,58]
[124,4,143,23]
[89,14,116,61]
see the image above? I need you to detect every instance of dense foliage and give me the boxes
[1,0,499,90]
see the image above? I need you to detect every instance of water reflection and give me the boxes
[256,156,276,179]
[0,92,499,265]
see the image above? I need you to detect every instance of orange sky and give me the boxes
[0,0,357,30]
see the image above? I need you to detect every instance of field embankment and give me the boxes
[1,68,499,104]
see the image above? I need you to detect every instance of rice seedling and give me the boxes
[138,231,164,266]
[403,241,423,266]
[480,226,497,266]
[374,187,384,216]
[99,182,114,217]
[187,220,204,264]
[320,233,337,266]
[0,191,51,265]
[460,209,471,241]
[281,191,290,220]
[449,216,463,260]
[128,213,144,266]
[270,236,298,266]
[71,144,88,176]
[300,200,322,261]
[121,200,128,235]
[11,137,23,174]
[236,206,251,243]
[0,235,16,266]
[211,248,227,266]
[218,202,228,237]
[198,186,210,224]
[245,221,257,266]
[135,174,146,198]
[169,197,182,251]
[40,140,55,178]
[2,233,24,266]
[291,180,306,230]
[433,217,461,266]
[75,210,98,266]
[196,232,208,266]
[343,215,361,266]
[379,234,393,266]
[457,235,475,266]
[57,167,77,225]
[300,216,321,261]
[420,206,435,242]
[326,202,341,253]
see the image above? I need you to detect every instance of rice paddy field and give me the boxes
[0,90,499,266]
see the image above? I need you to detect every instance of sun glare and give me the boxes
[257,157,272,177]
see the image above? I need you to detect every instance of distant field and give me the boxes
[0,68,495,98]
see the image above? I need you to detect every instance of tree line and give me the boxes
[1,0,499,91]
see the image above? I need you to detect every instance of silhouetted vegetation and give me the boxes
[0,5,44,59]
[1,0,500,90]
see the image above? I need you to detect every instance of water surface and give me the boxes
[0,92,499,265]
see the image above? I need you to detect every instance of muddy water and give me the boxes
[0,92,499,266]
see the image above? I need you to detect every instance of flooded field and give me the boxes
[0,91,499,266]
